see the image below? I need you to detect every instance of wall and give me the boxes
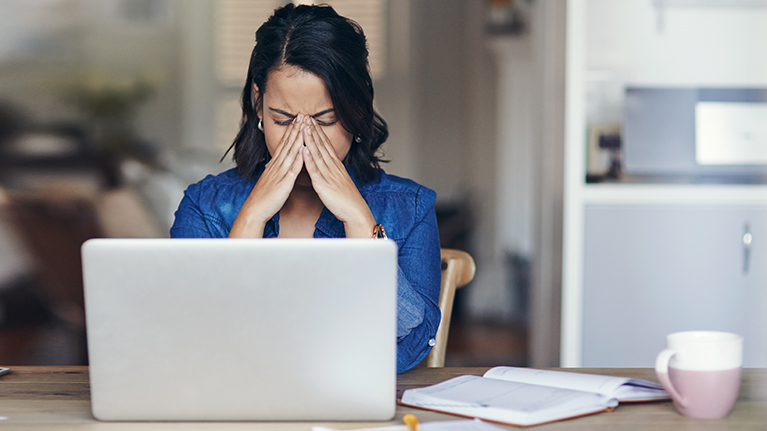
[530,0,567,367]
[402,3,567,369]
[403,1,537,324]
[589,0,767,85]
[586,0,767,126]
[404,1,507,322]
[406,1,473,202]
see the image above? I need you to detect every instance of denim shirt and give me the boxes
[170,167,442,373]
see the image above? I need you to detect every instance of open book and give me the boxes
[313,418,507,431]
[400,367,669,427]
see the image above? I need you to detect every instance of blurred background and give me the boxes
[0,0,557,367]
[2,0,764,369]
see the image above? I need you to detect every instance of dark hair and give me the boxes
[225,3,388,183]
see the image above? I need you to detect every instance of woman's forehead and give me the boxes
[263,66,333,114]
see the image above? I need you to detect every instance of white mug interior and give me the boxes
[663,331,743,371]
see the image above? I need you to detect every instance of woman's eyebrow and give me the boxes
[268,107,295,119]
[267,107,334,118]
[310,108,334,118]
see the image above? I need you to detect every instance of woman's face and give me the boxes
[257,66,353,164]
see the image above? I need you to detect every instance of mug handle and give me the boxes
[655,348,687,407]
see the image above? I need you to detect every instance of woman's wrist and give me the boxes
[229,214,266,238]
[343,211,377,239]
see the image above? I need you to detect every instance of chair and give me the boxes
[425,248,476,367]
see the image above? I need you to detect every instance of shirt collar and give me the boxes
[314,206,345,238]
[264,206,346,238]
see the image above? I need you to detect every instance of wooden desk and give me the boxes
[2,366,767,430]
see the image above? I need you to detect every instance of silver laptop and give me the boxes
[81,238,397,421]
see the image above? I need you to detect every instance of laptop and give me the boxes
[81,238,398,421]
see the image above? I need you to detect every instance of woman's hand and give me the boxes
[229,116,306,238]
[301,117,377,238]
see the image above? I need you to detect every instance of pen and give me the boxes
[403,413,419,431]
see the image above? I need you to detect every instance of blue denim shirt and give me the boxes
[170,167,442,373]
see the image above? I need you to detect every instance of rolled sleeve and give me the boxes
[393,189,442,373]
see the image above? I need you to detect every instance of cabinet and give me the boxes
[561,0,767,367]
[581,204,767,367]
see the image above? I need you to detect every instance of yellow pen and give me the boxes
[403,413,420,431]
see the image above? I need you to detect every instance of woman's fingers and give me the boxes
[301,117,354,195]
[301,129,323,177]
[263,118,307,187]
[301,145,320,179]
[281,123,305,174]
[272,116,303,164]
[307,118,338,165]
[256,116,307,197]
[302,119,342,179]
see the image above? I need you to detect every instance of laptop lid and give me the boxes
[82,238,397,421]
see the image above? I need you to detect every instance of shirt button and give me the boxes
[428,338,436,347]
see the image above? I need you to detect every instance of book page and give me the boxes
[613,382,669,401]
[483,367,667,401]
[400,375,616,427]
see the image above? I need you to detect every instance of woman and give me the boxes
[170,4,441,373]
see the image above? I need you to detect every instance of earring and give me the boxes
[355,135,362,143]
[258,118,264,132]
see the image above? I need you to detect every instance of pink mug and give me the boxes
[655,331,743,419]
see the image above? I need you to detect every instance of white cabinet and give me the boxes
[581,204,767,367]
[560,0,767,367]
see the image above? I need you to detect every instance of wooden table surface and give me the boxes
[2,366,767,430]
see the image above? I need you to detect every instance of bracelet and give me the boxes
[372,223,387,239]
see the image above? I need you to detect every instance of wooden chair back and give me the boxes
[425,248,476,367]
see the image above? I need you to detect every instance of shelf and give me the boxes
[580,183,767,205]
